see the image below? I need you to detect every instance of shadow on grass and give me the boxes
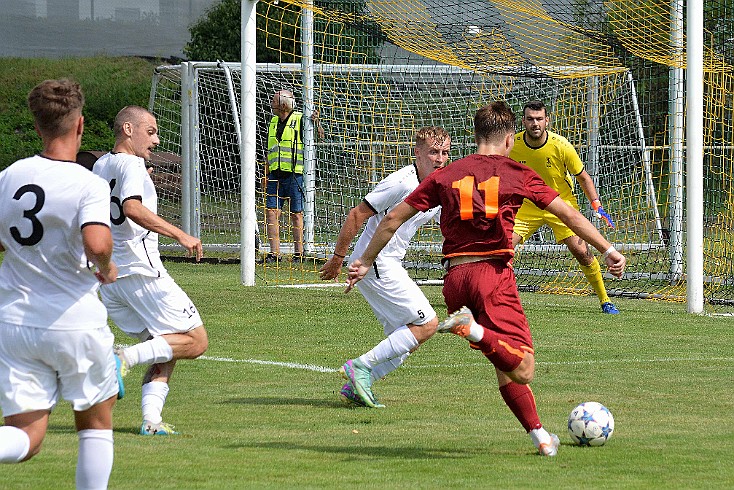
[222,396,344,408]
[225,441,475,460]
[49,424,183,437]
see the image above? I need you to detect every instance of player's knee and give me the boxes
[509,369,534,385]
[508,358,535,384]
[411,317,438,343]
[189,325,208,358]
[23,441,43,461]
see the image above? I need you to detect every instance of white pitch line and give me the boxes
[275,283,346,289]
[199,355,338,373]
[195,354,734,374]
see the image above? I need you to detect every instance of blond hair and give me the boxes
[415,126,450,148]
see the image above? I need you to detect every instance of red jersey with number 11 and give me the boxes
[405,153,559,261]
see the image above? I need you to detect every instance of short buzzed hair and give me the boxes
[474,101,516,144]
[113,105,152,138]
[415,126,450,148]
[27,79,84,138]
[523,100,547,116]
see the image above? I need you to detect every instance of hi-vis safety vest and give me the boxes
[268,111,304,174]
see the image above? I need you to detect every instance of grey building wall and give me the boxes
[0,0,220,58]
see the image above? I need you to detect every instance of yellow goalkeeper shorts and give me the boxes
[514,199,579,243]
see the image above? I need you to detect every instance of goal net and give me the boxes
[149,0,734,312]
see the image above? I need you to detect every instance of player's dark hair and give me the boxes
[27,79,84,138]
[523,100,547,116]
[474,101,516,144]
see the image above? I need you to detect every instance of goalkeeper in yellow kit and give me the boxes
[510,100,619,314]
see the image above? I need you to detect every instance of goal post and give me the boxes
[147,0,733,313]
[241,0,258,286]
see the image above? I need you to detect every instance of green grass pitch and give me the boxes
[3,262,734,489]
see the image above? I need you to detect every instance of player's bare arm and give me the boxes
[545,197,625,277]
[574,170,599,203]
[82,224,118,284]
[345,201,419,292]
[319,201,375,281]
[122,199,203,261]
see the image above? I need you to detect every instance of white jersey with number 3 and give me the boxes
[93,152,166,278]
[0,155,111,330]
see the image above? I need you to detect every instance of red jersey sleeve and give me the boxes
[404,174,439,212]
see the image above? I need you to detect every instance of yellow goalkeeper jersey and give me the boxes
[510,130,584,202]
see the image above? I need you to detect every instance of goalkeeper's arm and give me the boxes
[575,169,615,228]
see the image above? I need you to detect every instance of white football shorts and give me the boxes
[100,274,203,341]
[356,262,436,336]
[0,322,118,416]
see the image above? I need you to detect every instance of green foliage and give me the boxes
[184,0,244,62]
[184,0,381,63]
[314,0,382,64]
[0,57,155,170]
[1,261,733,488]
[185,0,301,63]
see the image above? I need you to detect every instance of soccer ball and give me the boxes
[567,401,614,446]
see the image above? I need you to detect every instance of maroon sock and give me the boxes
[469,328,526,373]
[499,382,542,432]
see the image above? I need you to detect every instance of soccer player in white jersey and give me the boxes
[93,105,208,436]
[0,79,120,488]
[319,127,451,407]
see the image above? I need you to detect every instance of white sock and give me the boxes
[358,326,419,369]
[76,429,113,490]
[141,381,169,424]
[124,336,173,367]
[529,427,551,449]
[0,426,30,463]
[370,352,410,381]
[466,322,485,342]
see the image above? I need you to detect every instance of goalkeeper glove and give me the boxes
[591,199,615,228]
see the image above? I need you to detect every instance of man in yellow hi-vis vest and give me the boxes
[262,89,324,264]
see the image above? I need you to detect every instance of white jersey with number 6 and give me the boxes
[0,155,111,330]
[93,152,166,279]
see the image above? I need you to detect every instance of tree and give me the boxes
[185,0,381,63]
[185,0,300,62]
[314,0,382,64]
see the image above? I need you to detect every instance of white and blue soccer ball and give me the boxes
[568,401,614,446]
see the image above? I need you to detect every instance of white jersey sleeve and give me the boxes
[351,165,440,268]
[0,155,110,330]
[93,152,165,278]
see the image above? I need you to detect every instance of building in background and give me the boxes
[0,0,220,58]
